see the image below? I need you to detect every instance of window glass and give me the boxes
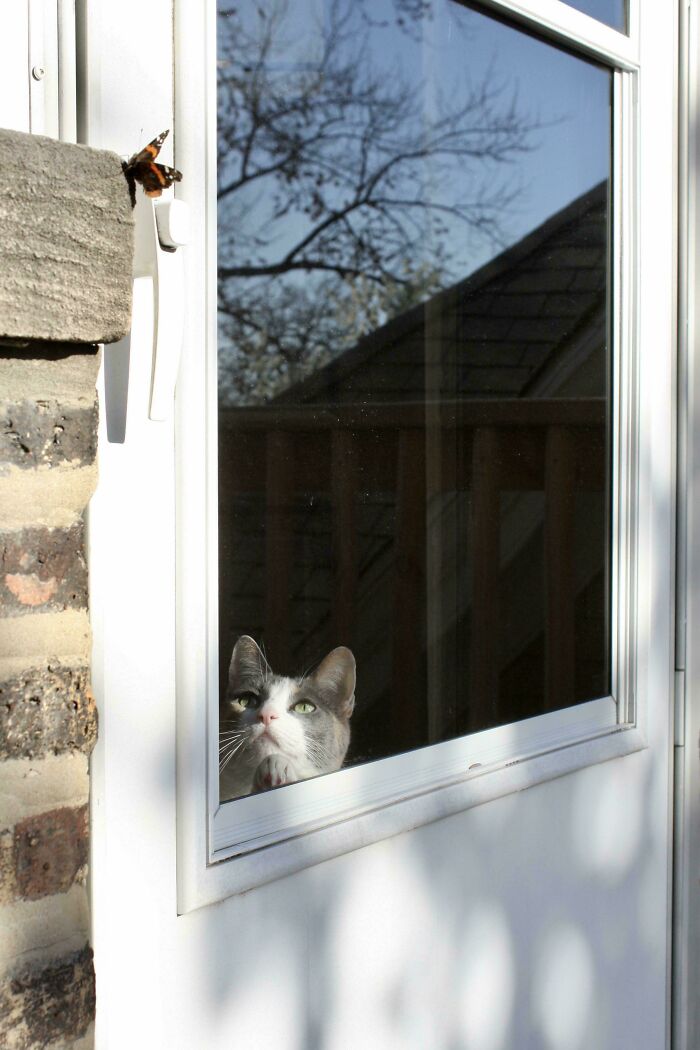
[559,0,626,32]
[217,0,612,800]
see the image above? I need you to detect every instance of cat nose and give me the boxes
[259,711,278,727]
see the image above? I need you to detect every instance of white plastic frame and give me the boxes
[175,0,655,912]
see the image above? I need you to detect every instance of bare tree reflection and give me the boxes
[217,0,542,403]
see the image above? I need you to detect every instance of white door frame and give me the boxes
[80,1,179,1045]
[673,1,700,1045]
[82,1,680,1047]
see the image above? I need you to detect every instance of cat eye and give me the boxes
[233,693,258,710]
[292,701,316,714]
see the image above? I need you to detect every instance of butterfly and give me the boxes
[123,129,182,205]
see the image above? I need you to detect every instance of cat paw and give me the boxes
[253,754,299,791]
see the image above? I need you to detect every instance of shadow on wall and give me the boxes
[103,333,130,444]
[187,739,665,1050]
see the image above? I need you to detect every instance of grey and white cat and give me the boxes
[219,635,356,800]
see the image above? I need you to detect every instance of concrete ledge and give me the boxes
[0,129,133,344]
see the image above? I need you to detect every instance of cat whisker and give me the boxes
[257,639,272,683]
[305,741,336,769]
[219,738,248,774]
[218,739,242,759]
[219,729,249,745]
[219,750,242,773]
[298,661,316,684]
[305,738,332,756]
[218,730,249,750]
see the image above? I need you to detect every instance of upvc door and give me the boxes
[87,1,678,1048]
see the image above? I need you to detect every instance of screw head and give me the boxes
[31,66,45,81]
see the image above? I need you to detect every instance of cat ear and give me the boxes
[229,635,270,690]
[310,647,356,719]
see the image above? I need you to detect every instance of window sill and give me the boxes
[178,699,643,912]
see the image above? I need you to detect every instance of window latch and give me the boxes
[132,195,190,421]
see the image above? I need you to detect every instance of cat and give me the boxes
[219,635,356,800]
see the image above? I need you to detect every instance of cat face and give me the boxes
[220,636,355,798]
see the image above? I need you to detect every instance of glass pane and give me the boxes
[559,0,626,32]
[217,0,612,800]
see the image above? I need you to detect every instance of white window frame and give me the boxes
[174,0,673,913]
[2,0,77,141]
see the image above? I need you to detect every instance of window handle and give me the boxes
[132,196,190,421]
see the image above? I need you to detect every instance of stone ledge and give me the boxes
[0,129,133,344]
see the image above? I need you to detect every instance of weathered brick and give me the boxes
[14,804,88,901]
[0,665,97,759]
[0,757,90,906]
[0,398,98,470]
[0,524,88,616]
[1,525,87,612]
[0,945,95,1050]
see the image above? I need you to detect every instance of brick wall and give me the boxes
[0,131,133,1050]
[0,347,99,1049]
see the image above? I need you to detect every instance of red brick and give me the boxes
[14,805,88,901]
[0,524,88,616]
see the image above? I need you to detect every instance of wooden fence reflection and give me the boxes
[219,397,607,746]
